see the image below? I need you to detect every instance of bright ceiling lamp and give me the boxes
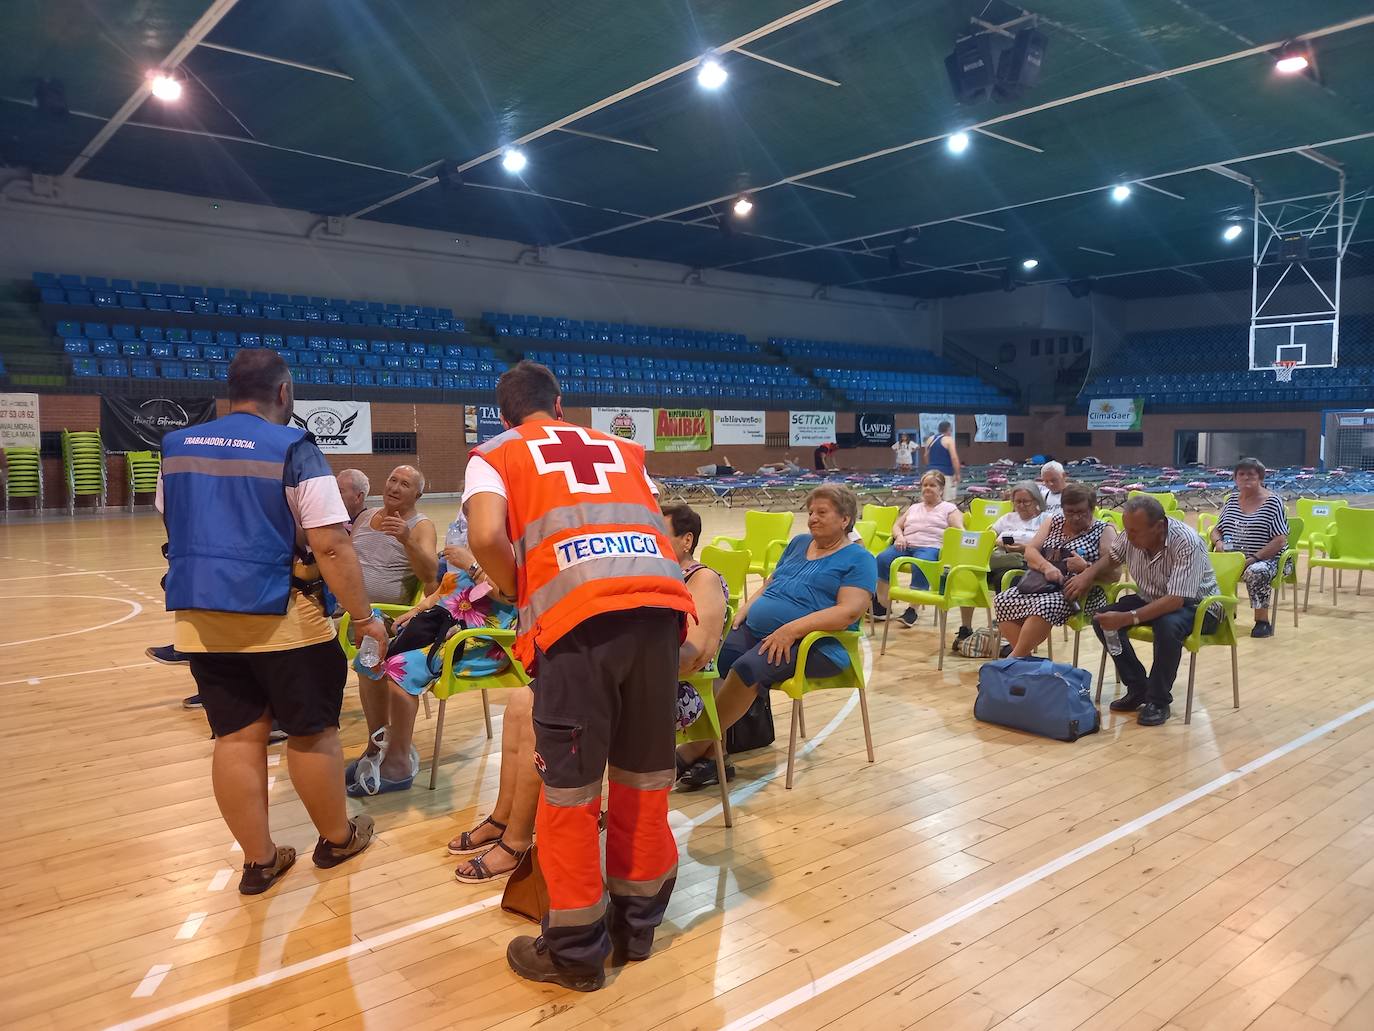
[148,72,182,102]
[947,131,971,154]
[1021,257,1039,270]
[1222,223,1244,242]
[697,54,728,90]
[732,195,754,218]
[1274,40,1311,75]
[501,148,527,174]
[1111,184,1132,202]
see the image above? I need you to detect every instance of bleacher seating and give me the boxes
[815,367,1011,408]
[486,311,750,353]
[521,349,822,403]
[772,337,949,370]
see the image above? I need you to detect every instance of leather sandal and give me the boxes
[454,838,528,883]
[238,844,296,895]
[447,815,507,856]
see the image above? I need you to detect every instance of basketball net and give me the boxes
[1273,360,1298,382]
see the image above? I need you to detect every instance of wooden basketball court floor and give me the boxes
[2,500,1373,1031]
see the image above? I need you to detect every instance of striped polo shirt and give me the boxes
[1110,517,1222,619]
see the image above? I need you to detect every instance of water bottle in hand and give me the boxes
[1103,628,1123,656]
[357,633,382,670]
[445,514,469,548]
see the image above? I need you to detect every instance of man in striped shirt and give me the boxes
[1075,495,1220,726]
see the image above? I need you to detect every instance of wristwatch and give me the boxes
[1130,612,1141,626]
[468,561,482,578]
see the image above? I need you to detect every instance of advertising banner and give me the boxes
[100,395,216,452]
[592,406,655,451]
[464,403,504,444]
[654,408,711,452]
[974,413,1008,443]
[289,399,373,453]
[855,412,895,446]
[713,409,765,445]
[789,410,836,447]
[1087,397,1144,430]
[0,392,40,449]
[919,412,956,444]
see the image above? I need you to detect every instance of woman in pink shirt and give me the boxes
[873,471,967,633]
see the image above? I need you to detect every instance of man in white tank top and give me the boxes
[350,465,438,603]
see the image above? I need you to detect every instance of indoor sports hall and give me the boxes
[2,2,1373,1029]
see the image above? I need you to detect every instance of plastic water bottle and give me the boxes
[446,514,469,548]
[1103,628,1123,656]
[357,634,382,670]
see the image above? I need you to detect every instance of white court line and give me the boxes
[0,566,165,582]
[0,595,144,648]
[267,754,280,767]
[103,896,503,1029]
[720,697,1374,1031]
[267,777,276,791]
[129,964,172,999]
[0,661,158,687]
[206,870,232,892]
[174,913,208,941]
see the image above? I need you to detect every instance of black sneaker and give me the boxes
[1250,621,1274,639]
[898,607,918,629]
[506,935,604,992]
[147,644,190,665]
[1137,702,1171,727]
[951,625,972,653]
[182,694,203,709]
[1109,693,1146,713]
[676,756,735,792]
[870,599,889,622]
[312,815,376,869]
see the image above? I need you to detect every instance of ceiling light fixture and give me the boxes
[149,72,182,102]
[1223,223,1244,242]
[1021,258,1039,270]
[697,55,728,90]
[732,195,753,218]
[947,131,971,154]
[1274,40,1311,75]
[1111,184,1132,202]
[501,148,527,174]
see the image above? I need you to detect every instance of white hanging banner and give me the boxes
[289,400,373,453]
[713,410,765,445]
[974,413,1008,443]
[919,412,956,443]
[788,410,835,447]
[0,393,40,448]
[591,407,655,451]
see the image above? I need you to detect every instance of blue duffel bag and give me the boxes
[974,657,1100,741]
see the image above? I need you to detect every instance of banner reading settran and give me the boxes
[789,410,835,447]
[592,407,655,451]
[1087,397,1144,431]
[654,408,711,452]
[713,410,765,445]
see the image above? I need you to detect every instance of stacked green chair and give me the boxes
[61,430,106,514]
[3,446,42,513]
[125,450,161,511]
[1305,508,1374,611]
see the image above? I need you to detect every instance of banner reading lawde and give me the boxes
[713,410,765,445]
[1087,397,1144,431]
[100,395,216,452]
[0,393,40,448]
[855,412,895,445]
[655,408,711,452]
[289,399,373,453]
[789,410,836,447]
[592,407,655,451]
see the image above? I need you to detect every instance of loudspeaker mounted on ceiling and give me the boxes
[994,28,1048,101]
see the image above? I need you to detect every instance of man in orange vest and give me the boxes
[464,361,696,991]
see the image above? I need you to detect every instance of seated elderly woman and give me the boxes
[987,481,1048,589]
[1206,457,1288,638]
[871,471,971,640]
[676,484,875,790]
[994,481,1117,657]
[351,464,438,605]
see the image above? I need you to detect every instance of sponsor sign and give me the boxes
[974,413,1008,443]
[0,392,40,449]
[591,407,655,451]
[789,410,836,447]
[289,400,372,453]
[919,413,956,444]
[100,395,216,452]
[553,530,667,569]
[713,409,765,445]
[855,412,895,446]
[655,408,711,452]
[1087,397,1144,431]
[464,404,504,444]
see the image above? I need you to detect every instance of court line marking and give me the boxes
[720,697,1374,1031]
[0,566,165,582]
[0,661,159,687]
[0,595,144,649]
[206,870,232,892]
[129,964,172,999]
[174,913,207,941]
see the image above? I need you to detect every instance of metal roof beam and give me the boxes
[793,180,856,199]
[195,41,354,80]
[554,127,659,153]
[1298,148,1343,172]
[64,0,241,178]
[973,127,1044,154]
[734,47,841,87]
[1206,164,1255,187]
[1135,181,1185,200]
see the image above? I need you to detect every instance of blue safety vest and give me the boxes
[161,412,308,615]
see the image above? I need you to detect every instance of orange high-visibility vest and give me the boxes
[471,418,695,667]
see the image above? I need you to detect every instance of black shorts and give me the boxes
[189,638,347,738]
[719,623,844,695]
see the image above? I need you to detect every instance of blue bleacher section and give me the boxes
[521,349,822,404]
[772,337,948,371]
[485,311,750,353]
[775,336,1013,408]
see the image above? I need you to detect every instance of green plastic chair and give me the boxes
[711,510,794,598]
[427,627,530,788]
[1268,516,1302,631]
[1305,508,1374,611]
[853,519,877,550]
[3,447,42,511]
[1096,551,1242,725]
[882,527,996,667]
[1128,490,1179,513]
[772,629,873,789]
[1196,512,1218,548]
[701,544,749,611]
[1295,499,1348,591]
[676,604,735,825]
[964,499,1012,532]
[61,429,106,514]
[1095,508,1123,531]
[125,450,161,510]
[861,503,899,553]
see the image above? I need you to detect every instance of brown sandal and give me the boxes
[454,838,528,883]
[447,815,507,856]
[238,844,297,895]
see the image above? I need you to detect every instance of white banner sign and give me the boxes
[974,413,1008,443]
[713,409,765,445]
[919,413,956,444]
[592,407,655,451]
[1087,397,1144,430]
[290,400,372,453]
[789,410,836,447]
[0,393,40,448]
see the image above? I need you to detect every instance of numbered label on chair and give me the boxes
[962,532,980,549]
[1312,504,1330,515]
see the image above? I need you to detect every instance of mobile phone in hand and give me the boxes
[1002,535,1014,546]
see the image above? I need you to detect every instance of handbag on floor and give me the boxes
[725,692,775,753]
[955,627,999,658]
[501,844,549,923]
[974,657,1099,742]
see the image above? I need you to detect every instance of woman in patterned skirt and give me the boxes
[1206,457,1288,638]
[995,482,1118,657]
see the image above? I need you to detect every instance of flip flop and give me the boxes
[346,770,414,798]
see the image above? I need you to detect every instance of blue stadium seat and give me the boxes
[62,338,89,355]
[71,357,99,377]
[121,342,147,357]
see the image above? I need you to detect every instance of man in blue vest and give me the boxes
[159,349,389,895]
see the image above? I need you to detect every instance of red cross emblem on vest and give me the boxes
[527,424,627,494]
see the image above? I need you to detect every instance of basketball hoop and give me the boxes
[1273,360,1298,382]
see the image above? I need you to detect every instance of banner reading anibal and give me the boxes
[0,393,41,449]
[789,410,835,447]
[713,410,765,445]
[289,400,373,453]
[654,408,711,452]
[591,407,655,451]
[1087,397,1144,431]
[974,413,1008,443]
